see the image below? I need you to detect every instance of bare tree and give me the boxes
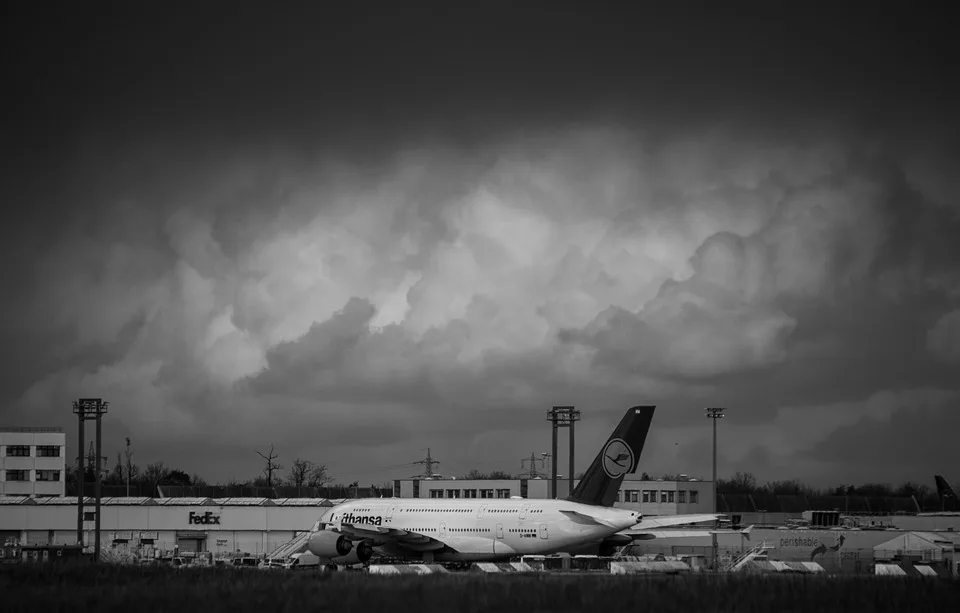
[105,452,124,485]
[257,444,283,488]
[288,458,315,489]
[719,471,757,493]
[143,461,169,497]
[307,464,333,488]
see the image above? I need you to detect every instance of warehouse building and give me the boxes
[0,496,338,557]
[0,427,66,497]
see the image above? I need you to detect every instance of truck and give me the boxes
[282,552,320,570]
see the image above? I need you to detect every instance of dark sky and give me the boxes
[3,2,958,488]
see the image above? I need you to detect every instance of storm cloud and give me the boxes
[3,3,958,486]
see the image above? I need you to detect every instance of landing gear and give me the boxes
[325,564,339,572]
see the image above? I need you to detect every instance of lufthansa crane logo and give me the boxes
[602,438,634,478]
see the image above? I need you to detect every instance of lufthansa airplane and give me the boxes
[306,405,718,566]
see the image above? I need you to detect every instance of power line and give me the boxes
[521,452,546,479]
[411,448,439,479]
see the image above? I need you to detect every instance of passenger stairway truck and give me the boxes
[265,531,312,564]
[723,541,774,573]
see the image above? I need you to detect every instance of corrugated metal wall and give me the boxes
[25,531,50,545]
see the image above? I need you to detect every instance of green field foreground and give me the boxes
[2,564,960,613]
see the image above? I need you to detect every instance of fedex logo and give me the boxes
[189,511,221,525]
[341,512,383,526]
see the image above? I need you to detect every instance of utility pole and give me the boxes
[125,437,132,497]
[541,452,552,477]
[706,407,725,572]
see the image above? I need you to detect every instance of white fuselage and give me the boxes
[320,497,641,562]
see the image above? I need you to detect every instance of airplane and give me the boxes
[305,405,720,567]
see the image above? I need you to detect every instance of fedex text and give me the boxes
[189,511,221,525]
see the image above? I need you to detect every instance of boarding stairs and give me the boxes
[723,541,773,573]
[265,531,312,562]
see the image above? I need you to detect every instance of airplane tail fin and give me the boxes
[935,475,957,502]
[566,405,655,507]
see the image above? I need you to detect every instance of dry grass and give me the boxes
[1,563,958,613]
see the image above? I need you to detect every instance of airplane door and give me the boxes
[477,505,486,518]
[519,505,529,520]
[439,523,447,538]
[386,506,396,522]
[496,524,503,539]
[538,523,548,540]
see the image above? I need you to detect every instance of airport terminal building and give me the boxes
[393,476,716,518]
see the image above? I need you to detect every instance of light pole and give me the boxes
[125,437,131,497]
[706,407,725,571]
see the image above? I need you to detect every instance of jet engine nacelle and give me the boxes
[330,541,374,565]
[307,531,352,559]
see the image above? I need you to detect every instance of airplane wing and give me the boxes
[629,513,719,531]
[335,523,448,553]
[559,510,618,528]
[629,530,724,539]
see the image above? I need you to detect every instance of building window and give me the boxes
[678,490,687,503]
[5,470,29,481]
[429,489,443,498]
[641,490,650,503]
[6,445,30,457]
[496,489,510,499]
[463,489,477,498]
[690,490,699,504]
[36,446,60,457]
[36,470,61,482]
[660,491,668,503]
[667,491,675,503]
[480,489,494,499]
[446,489,460,498]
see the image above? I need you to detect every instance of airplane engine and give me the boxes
[307,531,352,558]
[331,541,374,565]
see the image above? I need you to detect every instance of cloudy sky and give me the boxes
[3,3,958,489]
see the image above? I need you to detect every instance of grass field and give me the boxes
[2,564,959,613]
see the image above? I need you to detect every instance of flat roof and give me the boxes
[0,427,64,433]
[0,495,349,507]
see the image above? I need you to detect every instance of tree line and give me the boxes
[710,471,944,511]
[63,440,946,510]
[63,442,394,498]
